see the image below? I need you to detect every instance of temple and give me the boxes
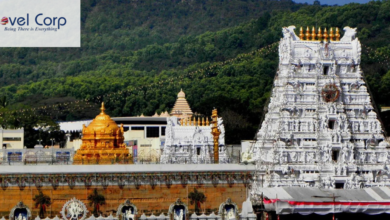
[161,105,229,163]
[73,102,131,164]
[246,26,390,215]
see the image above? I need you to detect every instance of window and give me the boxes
[131,126,144,130]
[3,137,21,141]
[323,66,329,75]
[328,120,335,129]
[332,150,339,161]
[146,127,159,138]
[161,126,166,136]
[335,183,344,189]
[123,126,129,132]
[140,144,152,147]
[197,147,201,155]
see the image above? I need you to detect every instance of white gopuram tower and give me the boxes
[245,26,390,191]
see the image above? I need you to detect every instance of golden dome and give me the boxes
[178,88,186,98]
[86,102,120,132]
[74,102,131,165]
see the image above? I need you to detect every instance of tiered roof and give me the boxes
[170,89,193,118]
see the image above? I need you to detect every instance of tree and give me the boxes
[0,96,7,108]
[33,190,51,218]
[88,189,106,216]
[188,188,206,214]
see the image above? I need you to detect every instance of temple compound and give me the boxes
[73,103,131,164]
[246,26,390,216]
[0,99,254,219]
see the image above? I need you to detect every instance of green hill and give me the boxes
[1,0,390,146]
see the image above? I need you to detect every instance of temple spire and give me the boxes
[170,89,193,119]
[100,102,105,113]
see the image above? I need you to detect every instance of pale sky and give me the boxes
[294,0,371,5]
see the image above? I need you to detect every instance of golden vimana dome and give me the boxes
[83,102,121,135]
[73,102,131,164]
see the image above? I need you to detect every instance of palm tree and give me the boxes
[33,190,51,218]
[188,188,206,214]
[88,189,106,216]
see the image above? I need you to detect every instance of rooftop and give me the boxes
[0,163,255,174]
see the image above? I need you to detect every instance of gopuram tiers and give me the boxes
[244,26,390,190]
[73,103,131,164]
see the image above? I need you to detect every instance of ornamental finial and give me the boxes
[329,27,334,41]
[318,27,322,41]
[311,27,316,41]
[100,102,105,113]
[306,27,311,40]
[335,27,340,41]
[323,28,328,42]
[299,27,304,40]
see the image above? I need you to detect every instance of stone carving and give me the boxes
[340,27,357,42]
[168,199,188,220]
[218,198,239,220]
[161,110,228,164]
[116,200,137,220]
[60,198,87,220]
[248,26,390,198]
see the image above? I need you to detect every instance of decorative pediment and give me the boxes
[218,198,239,220]
[9,201,31,220]
[168,198,188,220]
[116,200,137,220]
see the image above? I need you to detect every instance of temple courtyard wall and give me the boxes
[0,164,254,218]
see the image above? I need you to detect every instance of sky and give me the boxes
[293,0,372,5]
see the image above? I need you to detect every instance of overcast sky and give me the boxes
[294,0,371,5]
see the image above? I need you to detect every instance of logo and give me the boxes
[0,0,80,47]
[1,17,8,25]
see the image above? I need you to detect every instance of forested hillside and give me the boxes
[1,0,390,146]
[0,0,298,87]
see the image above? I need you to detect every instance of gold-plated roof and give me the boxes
[86,102,119,131]
[73,102,130,164]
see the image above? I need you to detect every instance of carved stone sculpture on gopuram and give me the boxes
[73,102,131,164]
[243,26,390,190]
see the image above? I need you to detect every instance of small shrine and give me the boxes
[161,107,228,164]
[73,103,131,164]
